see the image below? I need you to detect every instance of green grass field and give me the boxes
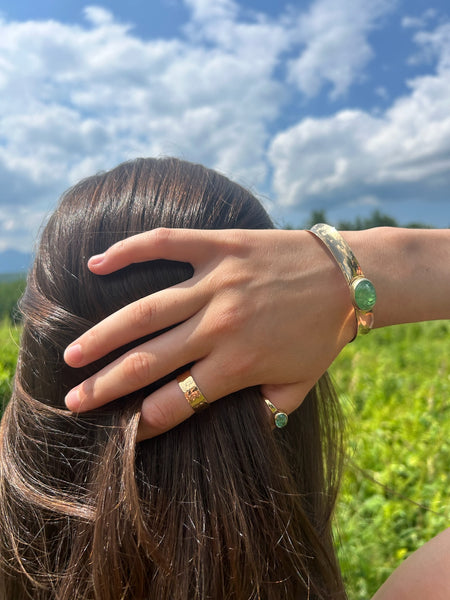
[0,319,449,598]
[0,320,20,407]
[331,320,450,598]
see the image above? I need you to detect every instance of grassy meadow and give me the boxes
[0,318,449,598]
[0,320,20,407]
[331,320,450,598]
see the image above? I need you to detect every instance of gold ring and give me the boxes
[264,398,288,428]
[177,370,209,412]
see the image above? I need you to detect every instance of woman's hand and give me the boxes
[63,228,356,439]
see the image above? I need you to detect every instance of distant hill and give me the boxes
[0,250,32,275]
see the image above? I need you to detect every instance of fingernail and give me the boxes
[65,388,80,411]
[88,253,105,267]
[64,343,83,365]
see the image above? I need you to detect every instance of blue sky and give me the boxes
[1,0,449,253]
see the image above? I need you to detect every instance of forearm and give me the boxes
[343,227,450,327]
[370,528,450,600]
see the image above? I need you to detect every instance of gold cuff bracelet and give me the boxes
[308,223,376,337]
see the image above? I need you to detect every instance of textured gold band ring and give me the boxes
[177,370,209,412]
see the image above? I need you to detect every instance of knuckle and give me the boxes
[77,378,95,408]
[152,227,172,249]
[209,268,239,292]
[121,352,152,386]
[210,302,245,336]
[129,298,155,329]
[84,326,102,354]
[144,400,173,432]
[217,230,247,255]
[230,352,257,379]
[221,349,258,382]
[109,238,127,256]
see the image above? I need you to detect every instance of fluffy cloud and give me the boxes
[269,20,450,212]
[183,0,238,23]
[402,9,437,30]
[413,21,450,69]
[286,0,396,99]
[0,3,283,214]
[2,0,392,249]
[0,1,448,251]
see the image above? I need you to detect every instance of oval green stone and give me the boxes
[274,412,288,428]
[354,278,376,311]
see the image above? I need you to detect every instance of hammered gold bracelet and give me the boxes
[308,223,376,337]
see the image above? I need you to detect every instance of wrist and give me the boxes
[341,227,450,327]
[308,224,377,337]
[340,227,394,328]
[297,229,359,345]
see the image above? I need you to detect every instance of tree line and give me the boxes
[292,208,434,231]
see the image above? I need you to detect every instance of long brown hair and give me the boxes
[0,158,346,599]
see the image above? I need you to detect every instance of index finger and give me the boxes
[87,228,238,275]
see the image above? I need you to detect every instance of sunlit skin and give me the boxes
[64,226,450,439]
[64,228,356,438]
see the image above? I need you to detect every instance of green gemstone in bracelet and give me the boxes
[352,277,377,311]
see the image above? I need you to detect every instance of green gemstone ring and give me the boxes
[264,398,288,429]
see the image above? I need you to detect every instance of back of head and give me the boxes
[0,158,346,599]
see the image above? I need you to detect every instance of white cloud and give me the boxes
[0,205,48,252]
[183,0,238,23]
[286,0,396,99]
[375,86,389,100]
[83,6,117,26]
[269,110,380,207]
[0,1,287,253]
[0,1,449,252]
[413,21,450,70]
[402,9,437,30]
[402,16,425,29]
[269,22,450,211]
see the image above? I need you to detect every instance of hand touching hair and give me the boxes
[0,158,346,599]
